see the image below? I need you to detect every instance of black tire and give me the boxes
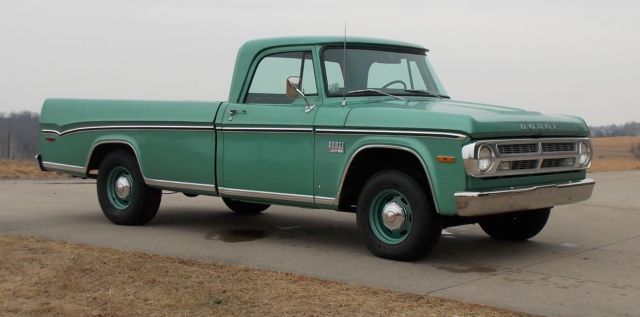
[356,170,442,261]
[97,150,161,225]
[479,208,551,241]
[222,197,270,214]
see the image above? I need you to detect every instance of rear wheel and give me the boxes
[356,170,442,261]
[97,150,161,225]
[222,198,270,215]
[479,208,551,241]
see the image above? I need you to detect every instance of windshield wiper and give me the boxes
[402,89,450,99]
[346,89,404,100]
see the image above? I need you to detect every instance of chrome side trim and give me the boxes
[146,178,217,193]
[42,129,62,135]
[86,140,217,193]
[455,178,595,216]
[314,196,336,205]
[213,126,467,139]
[217,126,313,133]
[334,144,441,214]
[41,161,86,174]
[218,187,314,203]
[35,154,45,171]
[315,128,467,139]
[42,125,215,137]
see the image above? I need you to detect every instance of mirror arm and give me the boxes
[294,87,316,113]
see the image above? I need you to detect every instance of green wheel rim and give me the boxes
[368,189,413,245]
[106,166,133,210]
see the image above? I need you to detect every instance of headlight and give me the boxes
[578,141,592,166]
[477,145,495,173]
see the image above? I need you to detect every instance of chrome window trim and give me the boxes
[41,125,215,137]
[218,187,315,203]
[462,137,592,178]
[333,144,441,214]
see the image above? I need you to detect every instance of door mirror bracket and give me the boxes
[286,76,316,113]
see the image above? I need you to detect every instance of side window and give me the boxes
[246,51,316,104]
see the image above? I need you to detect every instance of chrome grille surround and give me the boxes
[462,138,592,177]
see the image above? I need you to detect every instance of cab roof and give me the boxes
[242,36,427,52]
[228,36,428,103]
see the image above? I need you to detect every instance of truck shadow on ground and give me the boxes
[151,206,364,251]
[148,206,566,267]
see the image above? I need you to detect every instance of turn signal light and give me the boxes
[436,156,456,163]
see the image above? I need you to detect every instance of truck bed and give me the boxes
[39,99,223,194]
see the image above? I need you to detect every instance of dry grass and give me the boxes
[0,235,533,317]
[0,160,68,179]
[589,136,640,173]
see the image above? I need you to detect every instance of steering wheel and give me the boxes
[381,80,407,89]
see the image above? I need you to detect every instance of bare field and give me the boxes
[589,136,640,172]
[0,235,532,317]
[0,160,68,179]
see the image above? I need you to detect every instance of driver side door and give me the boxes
[220,49,320,204]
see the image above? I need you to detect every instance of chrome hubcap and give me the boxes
[381,201,406,231]
[115,176,131,199]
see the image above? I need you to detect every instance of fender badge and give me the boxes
[328,141,345,153]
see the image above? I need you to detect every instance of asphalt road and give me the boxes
[1,171,639,317]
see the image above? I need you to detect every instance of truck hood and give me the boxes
[343,98,590,139]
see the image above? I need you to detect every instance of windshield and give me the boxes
[322,47,448,98]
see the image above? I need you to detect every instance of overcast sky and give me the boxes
[1,0,638,125]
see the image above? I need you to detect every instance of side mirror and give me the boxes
[285,75,316,113]
[286,76,301,99]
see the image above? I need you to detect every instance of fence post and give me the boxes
[6,130,10,160]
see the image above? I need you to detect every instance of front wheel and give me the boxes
[479,208,551,241]
[97,150,161,225]
[356,170,442,261]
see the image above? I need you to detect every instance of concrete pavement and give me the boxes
[1,171,639,316]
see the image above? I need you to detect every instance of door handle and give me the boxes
[228,109,247,121]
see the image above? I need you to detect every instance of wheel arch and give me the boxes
[86,139,144,179]
[336,144,440,213]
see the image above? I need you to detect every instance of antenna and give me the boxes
[341,20,347,107]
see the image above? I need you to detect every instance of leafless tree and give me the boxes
[0,111,40,160]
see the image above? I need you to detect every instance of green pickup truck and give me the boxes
[38,36,595,261]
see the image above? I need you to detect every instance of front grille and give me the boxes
[498,143,539,155]
[464,137,589,177]
[511,160,539,170]
[542,142,576,153]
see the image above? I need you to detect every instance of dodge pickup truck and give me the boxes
[38,36,595,261]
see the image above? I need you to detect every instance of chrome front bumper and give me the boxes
[454,178,595,217]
